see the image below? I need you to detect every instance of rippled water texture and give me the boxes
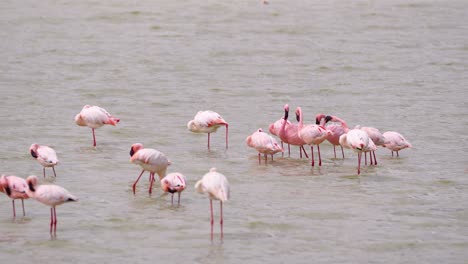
[1,0,467,263]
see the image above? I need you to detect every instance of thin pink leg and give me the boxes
[177,192,181,205]
[373,151,378,165]
[225,125,229,149]
[301,146,309,158]
[317,145,322,166]
[12,200,16,218]
[341,146,345,159]
[310,146,315,166]
[299,146,303,158]
[52,167,57,177]
[357,152,362,175]
[92,128,96,147]
[53,207,57,234]
[333,145,337,159]
[50,207,54,234]
[288,144,291,157]
[396,151,399,157]
[258,153,261,164]
[220,201,224,240]
[132,170,145,195]
[264,154,268,164]
[21,199,25,216]
[210,199,214,241]
[43,167,46,178]
[281,142,284,157]
[391,151,394,157]
[364,152,368,166]
[148,173,154,194]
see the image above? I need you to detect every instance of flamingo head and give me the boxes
[26,175,39,193]
[283,104,289,120]
[295,107,302,122]
[130,143,144,157]
[29,143,39,158]
[74,113,87,126]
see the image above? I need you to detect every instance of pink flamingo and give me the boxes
[296,107,332,166]
[25,175,78,235]
[268,117,291,156]
[339,128,370,175]
[360,126,385,165]
[324,115,349,159]
[246,128,283,164]
[160,172,187,205]
[187,110,228,150]
[195,168,230,240]
[278,104,309,159]
[74,105,120,147]
[0,175,29,217]
[29,143,59,178]
[382,131,412,157]
[130,143,171,195]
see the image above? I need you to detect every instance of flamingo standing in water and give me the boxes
[130,143,171,195]
[74,105,120,147]
[25,175,77,235]
[246,128,283,164]
[187,110,228,150]
[382,131,412,157]
[160,172,187,205]
[268,118,291,156]
[195,168,230,240]
[339,128,370,175]
[296,107,332,167]
[360,126,385,165]
[278,104,309,159]
[0,175,29,217]
[29,144,59,178]
[323,115,349,159]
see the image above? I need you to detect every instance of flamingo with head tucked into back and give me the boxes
[187,110,228,150]
[246,128,283,164]
[29,143,59,178]
[296,107,332,167]
[339,128,370,175]
[382,131,412,157]
[0,175,29,217]
[74,105,120,147]
[25,175,77,235]
[195,168,230,240]
[160,172,187,205]
[359,126,385,165]
[130,143,171,195]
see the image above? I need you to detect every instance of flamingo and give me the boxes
[195,168,230,240]
[296,107,332,166]
[29,143,59,178]
[74,105,120,147]
[0,175,29,217]
[382,131,412,157]
[246,128,283,164]
[25,175,77,235]
[130,143,171,195]
[339,128,370,175]
[278,104,309,159]
[324,115,349,159]
[359,126,385,165]
[160,172,187,205]
[187,110,228,150]
[268,118,291,156]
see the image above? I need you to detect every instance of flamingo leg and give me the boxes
[43,167,46,178]
[148,172,155,194]
[207,133,211,150]
[258,153,261,164]
[50,207,54,234]
[301,146,309,158]
[310,146,315,166]
[21,199,25,216]
[299,146,303,158]
[178,192,181,206]
[264,154,268,164]
[12,200,16,218]
[364,152,368,166]
[92,128,96,147]
[52,167,57,177]
[318,145,322,166]
[341,146,345,159]
[281,141,284,157]
[288,144,291,157]
[132,170,145,195]
[373,151,378,165]
[391,151,394,157]
[220,201,224,240]
[396,151,399,157]
[357,152,362,175]
[333,145,337,159]
[225,125,229,149]
[210,199,214,241]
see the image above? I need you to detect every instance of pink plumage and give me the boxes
[74,105,120,147]
[130,143,171,195]
[246,128,283,164]
[29,143,59,178]
[25,175,77,235]
[187,110,228,150]
[0,175,29,217]
[382,131,412,157]
[278,104,309,158]
[160,172,187,205]
[324,115,349,159]
[297,107,332,166]
[339,128,371,175]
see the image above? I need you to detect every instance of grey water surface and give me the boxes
[1,0,467,263]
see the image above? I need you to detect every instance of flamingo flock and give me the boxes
[1,104,411,239]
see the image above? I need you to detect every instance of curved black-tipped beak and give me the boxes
[325,115,333,123]
[284,109,289,120]
[129,148,135,157]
